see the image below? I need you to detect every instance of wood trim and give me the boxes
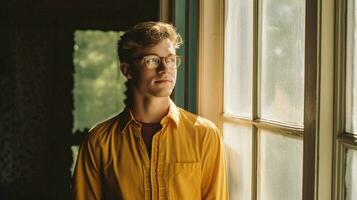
[333,140,357,200]
[172,0,186,108]
[159,0,172,22]
[252,0,259,198]
[317,0,334,199]
[338,133,357,146]
[171,0,199,113]
[335,141,346,200]
[333,0,347,199]
[345,0,354,132]
[303,0,320,199]
[255,120,303,138]
[252,125,258,200]
[186,0,199,113]
[184,0,190,110]
[197,0,224,128]
[333,0,357,195]
[223,114,303,138]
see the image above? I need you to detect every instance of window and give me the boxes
[198,0,319,199]
[71,30,126,174]
[224,0,305,199]
[335,0,357,199]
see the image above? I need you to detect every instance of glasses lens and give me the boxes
[165,55,177,68]
[175,56,181,68]
[144,55,160,69]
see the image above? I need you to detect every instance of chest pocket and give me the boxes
[168,162,201,200]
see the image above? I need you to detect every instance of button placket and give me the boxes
[133,123,152,199]
[150,134,156,199]
[151,130,165,199]
[157,132,167,200]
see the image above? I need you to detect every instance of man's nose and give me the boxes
[157,59,170,73]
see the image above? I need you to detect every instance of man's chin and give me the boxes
[151,89,173,98]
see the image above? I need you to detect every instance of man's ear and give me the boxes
[120,62,132,79]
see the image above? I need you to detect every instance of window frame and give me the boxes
[318,0,334,199]
[167,0,199,113]
[198,0,320,199]
[334,0,357,199]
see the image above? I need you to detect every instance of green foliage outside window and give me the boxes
[73,30,126,131]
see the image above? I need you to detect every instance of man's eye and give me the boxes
[146,57,159,64]
[166,57,176,63]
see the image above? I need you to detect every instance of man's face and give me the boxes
[129,38,177,98]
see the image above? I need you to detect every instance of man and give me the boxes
[72,21,227,200]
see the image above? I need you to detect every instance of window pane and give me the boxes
[345,148,357,200]
[73,30,126,131]
[346,0,357,134]
[258,130,303,200]
[223,123,252,200]
[224,0,253,118]
[260,0,305,125]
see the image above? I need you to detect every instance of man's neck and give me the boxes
[131,95,171,123]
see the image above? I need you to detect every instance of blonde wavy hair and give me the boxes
[117,21,183,63]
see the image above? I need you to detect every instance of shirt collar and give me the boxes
[118,99,180,134]
[165,99,180,127]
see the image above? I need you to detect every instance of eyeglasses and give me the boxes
[132,54,182,70]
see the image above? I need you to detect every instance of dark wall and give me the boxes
[0,1,159,199]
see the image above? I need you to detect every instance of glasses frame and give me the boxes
[132,54,182,70]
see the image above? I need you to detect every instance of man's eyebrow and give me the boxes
[132,54,155,59]
[134,53,157,58]
[141,53,176,57]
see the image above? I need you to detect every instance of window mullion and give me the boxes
[222,115,303,138]
[252,125,258,200]
[334,0,347,199]
[303,0,319,199]
[338,133,357,146]
[252,0,259,199]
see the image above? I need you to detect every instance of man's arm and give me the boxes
[201,126,228,199]
[72,133,103,200]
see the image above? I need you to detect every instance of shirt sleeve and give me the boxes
[72,132,103,200]
[201,126,228,199]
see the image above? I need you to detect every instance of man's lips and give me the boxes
[154,79,172,83]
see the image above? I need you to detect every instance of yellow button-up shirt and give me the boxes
[72,101,227,200]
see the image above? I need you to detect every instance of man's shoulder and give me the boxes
[178,108,219,132]
[177,108,222,146]
[86,113,121,141]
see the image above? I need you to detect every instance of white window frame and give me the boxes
[197,0,335,199]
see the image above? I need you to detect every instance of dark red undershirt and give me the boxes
[140,122,162,159]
